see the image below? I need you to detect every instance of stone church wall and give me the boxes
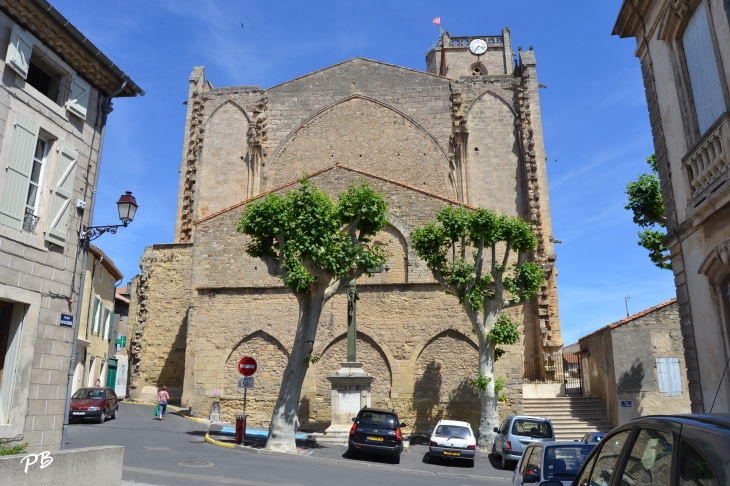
[128,244,193,402]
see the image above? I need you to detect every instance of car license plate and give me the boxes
[444,451,460,456]
[367,436,384,442]
[72,412,84,415]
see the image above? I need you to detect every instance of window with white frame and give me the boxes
[656,357,683,396]
[5,23,91,119]
[102,308,111,341]
[22,137,47,234]
[92,296,101,335]
[682,2,726,134]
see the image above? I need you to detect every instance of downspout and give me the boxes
[62,80,128,449]
[725,0,730,30]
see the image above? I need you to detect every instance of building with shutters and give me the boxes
[577,299,691,427]
[613,1,730,413]
[128,28,565,434]
[0,1,142,452]
[72,244,122,394]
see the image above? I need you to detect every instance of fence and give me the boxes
[523,353,583,397]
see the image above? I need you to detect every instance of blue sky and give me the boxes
[51,0,676,346]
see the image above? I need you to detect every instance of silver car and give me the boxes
[493,415,555,469]
[511,441,596,486]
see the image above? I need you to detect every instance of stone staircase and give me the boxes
[523,397,613,441]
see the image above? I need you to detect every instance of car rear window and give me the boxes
[72,389,104,399]
[434,425,472,439]
[544,445,595,480]
[358,412,398,429]
[512,419,552,438]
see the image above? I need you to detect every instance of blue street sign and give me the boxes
[621,401,632,407]
[60,314,74,328]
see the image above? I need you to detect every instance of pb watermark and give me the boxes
[20,451,53,473]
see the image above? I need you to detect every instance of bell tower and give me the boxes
[426,27,513,77]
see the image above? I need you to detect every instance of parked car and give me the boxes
[348,407,406,464]
[69,387,118,423]
[579,432,606,444]
[493,415,556,469]
[572,414,729,486]
[511,441,597,486]
[428,420,476,466]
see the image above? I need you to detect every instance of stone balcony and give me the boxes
[684,113,730,221]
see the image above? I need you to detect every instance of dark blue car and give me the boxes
[579,432,606,444]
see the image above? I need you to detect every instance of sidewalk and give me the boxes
[206,422,312,451]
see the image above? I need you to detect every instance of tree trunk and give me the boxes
[265,286,325,453]
[476,322,499,452]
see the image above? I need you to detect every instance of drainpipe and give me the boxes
[725,1,730,30]
[61,80,128,449]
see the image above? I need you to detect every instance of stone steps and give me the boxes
[523,397,613,441]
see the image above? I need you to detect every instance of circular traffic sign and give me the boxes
[237,357,257,376]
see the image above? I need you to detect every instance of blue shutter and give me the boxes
[667,357,682,397]
[0,114,38,230]
[656,358,670,396]
[682,3,726,134]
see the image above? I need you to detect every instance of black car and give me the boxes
[348,407,406,464]
[572,414,728,486]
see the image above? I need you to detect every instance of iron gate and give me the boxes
[523,353,583,397]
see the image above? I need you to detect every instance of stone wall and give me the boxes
[128,244,192,402]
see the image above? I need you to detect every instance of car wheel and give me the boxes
[492,443,496,455]
[98,411,106,424]
[347,448,358,459]
[468,459,475,468]
[111,407,117,419]
[392,454,400,465]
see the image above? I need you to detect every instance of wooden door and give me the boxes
[0,302,14,385]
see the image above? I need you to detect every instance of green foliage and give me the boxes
[237,181,389,292]
[303,354,321,367]
[494,377,505,393]
[487,314,520,345]
[624,154,671,270]
[498,393,508,403]
[469,372,491,391]
[494,347,505,361]
[0,439,27,456]
[639,229,672,270]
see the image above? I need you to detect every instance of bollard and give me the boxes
[235,415,243,444]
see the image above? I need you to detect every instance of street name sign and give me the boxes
[60,314,73,328]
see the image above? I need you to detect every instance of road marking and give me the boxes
[124,466,304,486]
[143,447,171,451]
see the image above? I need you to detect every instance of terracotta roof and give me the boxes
[193,164,473,225]
[267,57,451,91]
[115,286,130,304]
[88,244,123,280]
[579,298,678,343]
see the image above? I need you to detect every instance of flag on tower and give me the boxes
[432,17,441,25]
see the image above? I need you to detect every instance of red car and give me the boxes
[69,387,118,423]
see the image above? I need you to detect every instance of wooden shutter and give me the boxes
[657,357,682,396]
[656,358,670,396]
[682,3,726,134]
[107,311,115,340]
[5,24,33,79]
[91,297,100,334]
[45,141,78,247]
[102,308,110,340]
[0,114,38,230]
[65,76,91,120]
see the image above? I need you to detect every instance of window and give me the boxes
[22,137,47,234]
[544,445,595,481]
[520,446,534,475]
[525,445,543,478]
[433,425,471,439]
[678,439,719,486]
[656,357,683,396]
[87,355,96,387]
[500,418,509,435]
[470,63,487,76]
[620,428,673,486]
[587,430,631,486]
[576,452,598,486]
[682,3,726,134]
[5,23,91,119]
[511,419,553,438]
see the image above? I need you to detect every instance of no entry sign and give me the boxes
[237,357,257,376]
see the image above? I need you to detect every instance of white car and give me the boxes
[428,420,476,467]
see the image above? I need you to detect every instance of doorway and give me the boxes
[0,302,14,388]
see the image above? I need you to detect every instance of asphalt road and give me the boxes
[67,403,515,486]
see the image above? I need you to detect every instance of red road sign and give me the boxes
[237,357,257,376]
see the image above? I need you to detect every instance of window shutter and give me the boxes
[667,357,682,396]
[65,76,91,120]
[682,3,726,134]
[0,114,39,230]
[5,24,34,79]
[107,311,115,340]
[656,358,670,396]
[102,308,110,340]
[45,141,78,247]
[91,296,100,334]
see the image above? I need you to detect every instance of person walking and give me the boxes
[93,378,101,388]
[157,386,170,420]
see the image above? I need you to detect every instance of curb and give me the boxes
[204,430,236,449]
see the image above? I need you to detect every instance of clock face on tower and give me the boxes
[469,38,488,55]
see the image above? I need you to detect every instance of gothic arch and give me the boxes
[410,328,478,367]
[265,94,450,168]
[221,330,290,400]
[465,89,518,118]
[360,221,410,285]
[202,99,251,131]
[223,330,290,364]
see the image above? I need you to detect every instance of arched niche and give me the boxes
[359,224,408,284]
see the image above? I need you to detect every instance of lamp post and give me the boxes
[61,192,138,449]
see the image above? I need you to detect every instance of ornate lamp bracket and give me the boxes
[81,222,128,241]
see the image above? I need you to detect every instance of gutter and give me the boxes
[31,0,144,97]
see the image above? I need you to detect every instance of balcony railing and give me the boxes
[446,36,504,48]
[684,113,729,197]
[23,208,38,234]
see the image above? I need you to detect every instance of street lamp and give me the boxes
[61,192,139,449]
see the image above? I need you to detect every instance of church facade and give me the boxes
[128,28,564,433]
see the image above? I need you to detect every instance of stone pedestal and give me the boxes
[324,362,374,435]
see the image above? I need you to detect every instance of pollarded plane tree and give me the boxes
[411,206,544,451]
[237,180,388,453]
